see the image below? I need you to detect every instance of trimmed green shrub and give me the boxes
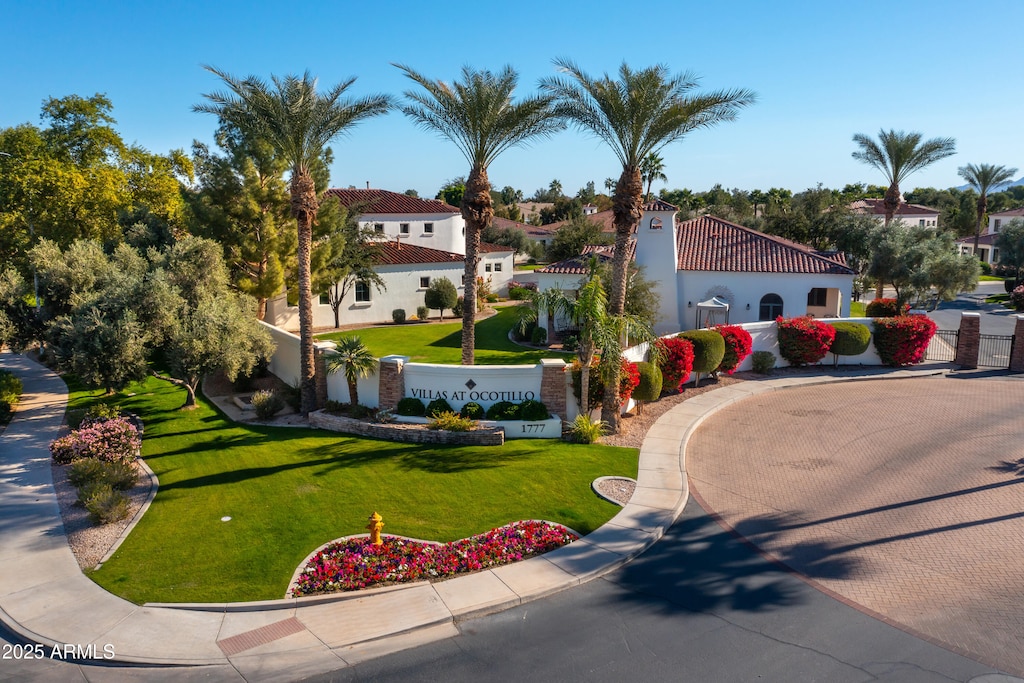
[250,389,284,419]
[349,404,371,419]
[324,400,346,414]
[829,321,871,363]
[678,330,725,386]
[980,260,993,276]
[508,286,531,300]
[416,305,429,320]
[567,414,604,444]
[424,277,458,319]
[865,298,909,317]
[776,316,835,366]
[486,401,520,420]
[392,308,406,324]
[751,350,775,374]
[453,297,464,318]
[486,293,499,303]
[102,460,139,491]
[396,397,426,416]
[872,315,937,366]
[632,361,663,403]
[0,370,23,418]
[531,326,547,345]
[518,399,550,421]
[68,458,107,488]
[426,397,454,418]
[562,335,579,352]
[460,401,485,419]
[82,483,131,525]
[427,411,476,431]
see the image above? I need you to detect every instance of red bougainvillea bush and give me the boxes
[776,316,836,366]
[292,521,579,596]
[871,315,937,366]
[571,357,640,410]
[714,325,753,374]
[865,298,911,317]
[653,336,695,392]
[50,417,141,465]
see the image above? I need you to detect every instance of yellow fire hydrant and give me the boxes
[367,511,384,546]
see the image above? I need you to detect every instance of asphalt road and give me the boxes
[926,281,1018,335]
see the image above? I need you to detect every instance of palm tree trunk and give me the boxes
[603,166,643,433]
[348,379,359,407]
[292,169,319,415]
[973,194,987,256]
[877,182,901,299]
[460,166,493,366]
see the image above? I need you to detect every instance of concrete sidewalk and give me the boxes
[0,350,951,680]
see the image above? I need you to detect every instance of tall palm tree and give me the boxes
[958,162,1018,255]
[640,152,667,201]
[541,60,754,432]
[395,64,563,365]
[326,336,377,407]
[195,67,391,414]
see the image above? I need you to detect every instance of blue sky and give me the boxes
[3,0,1021,199]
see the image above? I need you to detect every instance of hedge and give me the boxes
[678,330,725,374]
[828,321,871,358]
[632,361,663,403]
[776,316,835,366]
[714,324,753,374]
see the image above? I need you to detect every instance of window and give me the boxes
[994,248,1001,263]
[374,223,384,234]
[318,292,330,305]
[919,219,925,227]
[355,281,371,303]
[649,217,663,230]
[807,288,827,307]
[759,293,783,321]
[400,223,410,235]
[461,274,466,285]
[493,263,502,272]
[485,264,492,272]
[419,276,430,288]
[995,219,1002,232]
[424,222,434,234]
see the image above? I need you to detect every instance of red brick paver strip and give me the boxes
[217,617,306,656]
[687,376,1024,676]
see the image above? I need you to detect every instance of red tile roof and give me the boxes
[479,242,514,253]
[644,199,678,211]
[955,233,999,246]
[545,209,615,233]
[375,240,463,266]
[325,188,459,214]
[849,198,939,216]
[536,242,635,275]
[990,207,1024,218]
[676,216,853,275]
[491,216,554,238]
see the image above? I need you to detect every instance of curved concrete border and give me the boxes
[0,350,951,675]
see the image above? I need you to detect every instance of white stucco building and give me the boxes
[849,198,940,228]
[265,189,515,330]
[534,202,855,336]
[957,207,1024,265]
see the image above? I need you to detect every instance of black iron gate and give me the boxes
[979,334,1014,368]
[926,329,958,362]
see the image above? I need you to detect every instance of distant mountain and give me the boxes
[956,177,1024,192]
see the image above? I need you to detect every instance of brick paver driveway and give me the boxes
[687,375,1024,676]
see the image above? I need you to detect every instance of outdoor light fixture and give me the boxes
[746,303,751,310]
[687,301,692,308]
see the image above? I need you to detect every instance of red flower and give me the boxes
[776,316,835,366]
[653,337,695,391]
[714,325,753,374]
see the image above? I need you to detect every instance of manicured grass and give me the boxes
[75,377,636,603]
[979,275,1006,281]
[514,264,546,271]
[317,305,573,365]
[986,293,1011,304]
[849,301,867,318]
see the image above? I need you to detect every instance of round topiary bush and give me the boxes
[872,315,937,366]
[632,361,663,403]
[518,399,550,421]
[751,350,776,374]
[486,401,520,420]
[392,308,406,324]
[828,321,871,363]
[531,326,547,345]
[776,316,835,366]
[459,401,485,419]
[678,330,726,375]
[396,397,426,416]
[425,397,454,418]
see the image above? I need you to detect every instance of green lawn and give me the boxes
[317,305,573,365]
[849,301,867,317]
[979,275,1006,282]
[76,376,635,603]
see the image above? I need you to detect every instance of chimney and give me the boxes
[366,181,370,189]
[395,234,401,250]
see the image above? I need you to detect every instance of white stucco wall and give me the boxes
[401,363,544,413]
[362,212,465,255]
[632,207,682,335]
[479,251,515,295]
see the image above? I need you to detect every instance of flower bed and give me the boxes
[291,520,578,596]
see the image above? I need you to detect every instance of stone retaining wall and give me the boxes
[309,410,504,446]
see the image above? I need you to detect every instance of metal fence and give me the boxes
[926,329,958,362]
[979,334,1014,368]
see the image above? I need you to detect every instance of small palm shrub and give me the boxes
[776,316,835,366]
[427,411,476,431]
[392,308,406,324]
[81,483,131,525]
[654,337,695,392]
[518,399,550,421]
[567,414,605,444]
[460,401,485,419]
[865,298,909,317]
[751,350,775,374]
[486,401,520,420]
[714,325,753,374]
[396,397,426,417]
[426,397,454,418]
[828,321,871,366]
[872,315,937,366]
[250,389,285,419]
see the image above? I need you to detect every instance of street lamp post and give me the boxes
[0,151,40,311]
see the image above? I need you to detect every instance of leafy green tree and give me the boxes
[481,222,530,255]
[538,196,583,224]
[547,215,611,262]
[326,336,377,406]
[423,276,458,320]
[996,219,1024,281]
[395,64,562,365]
[314,208,385,328]
[436,178,466,206]
[542,60,754,432]
[47,306,149,394]
[196,67,391,413]
[640,152,667,200]
[957,163,1018,255]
